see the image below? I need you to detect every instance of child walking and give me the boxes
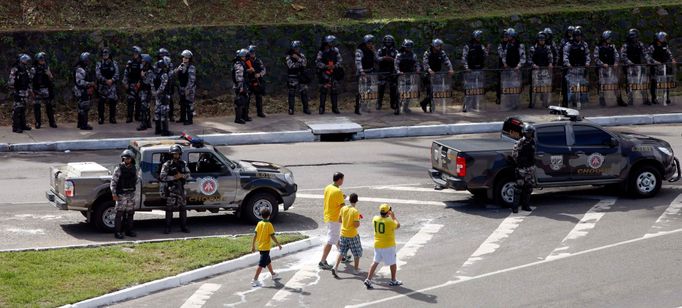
[251,208,282,287]
[332,193,363,278]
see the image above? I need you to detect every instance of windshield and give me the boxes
[214,147,237,169]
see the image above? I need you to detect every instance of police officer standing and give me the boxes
[137,54,154,131]
[286,41,311,115]
[316,35,343,114]
[421,38,454,112]
[528,31,553,108]
[621,28,652,105]
[563,28,590,107]
[463,30,488,72]
[496,29,510,105]
[246,45,267,118]
[74,52,95,130]
[157,48,176,122]
[594,30,626,106]
[96,48,120,124]
[8,54,33,133]
[500,28,526,70]
[160,144,191,234]
[649,31,676,105]
[233,49,249,124]
[559,26,575,106]
[110,149,139,239]
[511,123,536,213]
[395,39,420,114]
[543,28,558,66]
[376,35,399,113]
[354,34,376,115]
[174,50,196,124]
[123,46,143,123]
[152,57,171,136]
[32,52,57,129]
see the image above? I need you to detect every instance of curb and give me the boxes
[62,236,321,308]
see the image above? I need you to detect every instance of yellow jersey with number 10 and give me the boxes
[372,215,397,249]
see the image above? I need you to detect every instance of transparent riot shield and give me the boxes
[463,70,485,112]
[398,73,420,114]
[626,65,650,105]
[531,68,552,108]
[654,64,677,106]
[500,69,522,111]
[358,73,379,112]
[598,66,620,107]
[566,67,589,109]
[431,72,454,114]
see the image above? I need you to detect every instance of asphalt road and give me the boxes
[2,124,682,307]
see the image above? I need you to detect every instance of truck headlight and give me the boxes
[658,147,673,156]
[277,172,295,185]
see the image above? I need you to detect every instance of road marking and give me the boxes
[455,211,531,276]
[371,186,469,194]
[5,228,45,235]
[136,210,167,216]
[346,226,682,308]
[179,283,221,308]
[13,214,63,220]
[546,197,617,261]
[296,194,446,206]
[296,183,422,192]
[265,266,320,307]
[377,224,444,277]
[644,193,682,238]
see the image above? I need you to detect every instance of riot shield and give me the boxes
[598,66,620,107]
[500,69,522,111]
[430,72,454,114]
[626,65,650,105]
[566,67,589,109]
[463,70,485,112]
[654,64,677,106]
[531,68,552,108]
[358,73,379,112]
[398,73,420,113]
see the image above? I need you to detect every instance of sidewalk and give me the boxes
[1,104,681,151]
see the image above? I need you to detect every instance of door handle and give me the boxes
[536,151,545,157]
[575,151,585,155]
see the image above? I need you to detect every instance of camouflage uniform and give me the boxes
[123,58,143,122]
[376,44,398,111]
[286,51,309,114]
[648,41,674,104]
[233,57,249,123]
[95,58,120,124]
[152,65,170,135]
[246,55,267,117]
[73,63,95,130]
[175,62,196,124]
[511,136,536,212]
[528,43,553,108]
[137,65,154,130]
[421,47,453,112]
[594,43,624,106]
[316,46,343,114]
[563,40,591,108]
[621,40,651,105]
[32,62,56,128]
[160,158,191,232]
[8,63,33,132]
[110,162,138,237]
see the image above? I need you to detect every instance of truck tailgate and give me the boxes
[435,138,513,153]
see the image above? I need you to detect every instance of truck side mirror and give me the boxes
[607,137,619,148]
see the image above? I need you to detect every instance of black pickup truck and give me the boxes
[429,107,680,207]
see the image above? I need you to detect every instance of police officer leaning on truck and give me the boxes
[511,123,536,213]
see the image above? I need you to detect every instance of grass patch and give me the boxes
[0,233,306,307]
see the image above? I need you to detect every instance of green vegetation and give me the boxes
[0,234,307,307]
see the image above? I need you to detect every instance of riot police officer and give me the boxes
[594,30,626,106]
[157,48,177,122]
[528,32,553,108]
[543,28,559,66]
[246,45,267,118]
[354,34,376,115]
[463,30,488,71]
[316,35,343,114]
[500,28,526,70]
[123,46,143,123]
[621,28,652,105]
[496,29,510,105]
[649,32,676,105]
[74,52,95,130]
[563,28,591,107]
[395,39,420,114]
[233,49,249,124]
[137,54,154,131]
[174,50,196,124]
[32,52,57,129]
[8,54,33,133]
[421,38,454,112]
[559,26,576,106]
[160,144,191,234]
[110,149,138,239]
[152,58,171,136]
[511,123,536,213]
[286,40,311,115]
[376,34,399,113]
[96,48,120,124]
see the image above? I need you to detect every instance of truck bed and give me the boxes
[435,138,514,153]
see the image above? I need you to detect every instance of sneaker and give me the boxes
[331,268,339,278]
[251,280,262,287]
[388,280,403,286]
[318,261,333,270]
[271,273,281,280]
[364,279,374,289]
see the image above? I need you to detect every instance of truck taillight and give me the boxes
[455,156,466,177]
[64,180,75,197]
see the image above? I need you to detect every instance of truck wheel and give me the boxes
[494,174,516,208]
[243,192,279,224]
[93,200,116,232]
[629,165,661,198]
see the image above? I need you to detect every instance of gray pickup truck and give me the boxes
[430,107,680,207]
[46,136,297,231]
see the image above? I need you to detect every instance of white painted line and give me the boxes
[296,183,422,192]
[377,224,444,277]
[6,228,45,235]
[265,265,320,307]
[371,186,469,194]
[296,194,447,206]
[546,197,617,261]
[644,193,682,238]
[346,227,682,308]
[179,283,221,308]
[455,211,531,276]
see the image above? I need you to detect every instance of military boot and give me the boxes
[161,120,172,136]
[331,94,340,114]
[302,92,311,114]
[155,120,162,135]
[234,106,246,124]
[34,103,42,129]
[180,208,189,233]
[511,186,521,214]
[46,103,57,128]
[114,211,125,239]
[124,212,137,237]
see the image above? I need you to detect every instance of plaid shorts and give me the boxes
[338,235,363,258]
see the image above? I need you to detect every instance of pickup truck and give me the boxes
[429,107,680,207]
[46,135,297,232]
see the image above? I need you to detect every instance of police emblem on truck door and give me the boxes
[198,177,219,195]
[550,155,563,171]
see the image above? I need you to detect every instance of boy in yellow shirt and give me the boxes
[251,208,282,287]
[332,193,362,278]
[364,203,402,289]
[319,172,345,270]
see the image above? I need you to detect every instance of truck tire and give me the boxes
[494,173,516,208]
[628,165,661,198]
[243,192,279,224]
[93,200,116,232]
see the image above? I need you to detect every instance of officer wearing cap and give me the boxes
[511,123,536,213]
[160,144,191,234]
[111,149,139,239]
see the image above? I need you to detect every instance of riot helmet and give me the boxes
[601,30,613,41]
[163,56,171,67]
[181,49,193,59]
[132,46,142,55]
[141,54,153,65]
[431,38,444,48]
[101,48,110,58]
[402,39,414,49]
[158,48,169,58]
[573,28,583,40]
[237,48,248,58]
[19,54,31,64]
[566,26,576,37]
[507,28,518,38]
[537,32,547,41]
[655,31,668,42]
[522,123,536,139]
[79,52,91,64]
[169,144,182,154]
[324,35,337,46]
[543,27,553,38]
[35,52,46,62]
[472,30,483,41]
[291,40,302,49]
[121,149,135,160]
[363,34,375,44]
[155,59,166,73]
[383,34,395,47]
[627,28,639,40]
[248,45,257,54]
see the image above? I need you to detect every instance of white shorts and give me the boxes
[373,246,397,266]
[326,222,341,245]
